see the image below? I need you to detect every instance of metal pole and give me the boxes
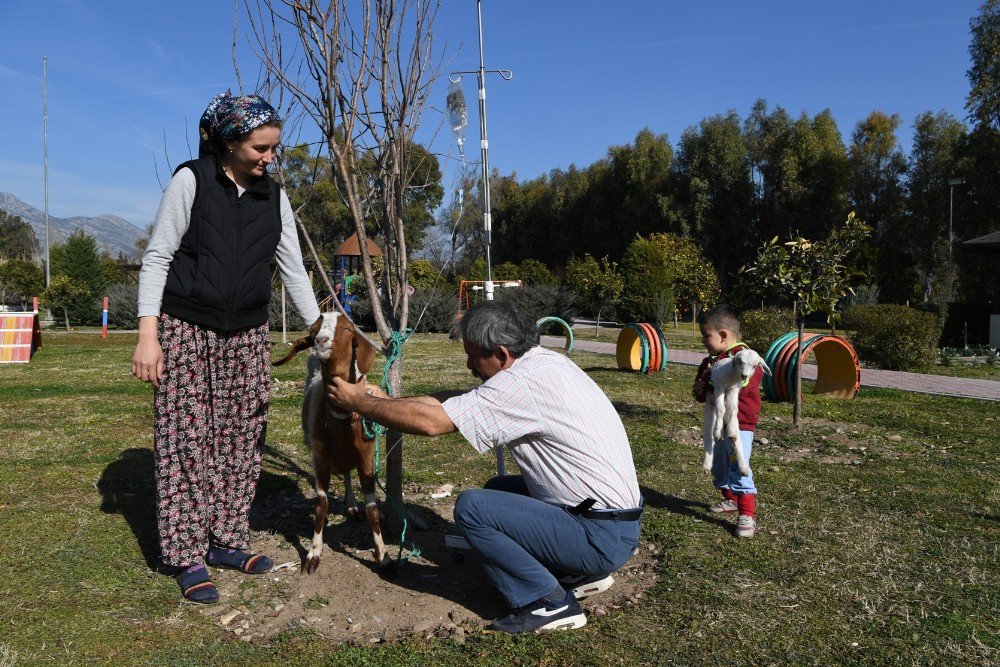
[43,56,50,289]
[946,177,963,303]
[476,0,494,303]
[948,183,953,303]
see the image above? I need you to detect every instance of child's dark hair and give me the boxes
[698,304,741,336]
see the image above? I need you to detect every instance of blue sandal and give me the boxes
[207,546,273,574]
[177,563,219,604]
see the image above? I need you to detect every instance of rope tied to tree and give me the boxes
[361,327,420,563]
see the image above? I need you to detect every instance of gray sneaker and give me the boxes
[710,499,738,514]
[736,515,757,538]
[560,573,615,599]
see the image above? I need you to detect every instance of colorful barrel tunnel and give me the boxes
[616,325,860,401]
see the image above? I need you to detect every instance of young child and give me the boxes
[692,305,765,538]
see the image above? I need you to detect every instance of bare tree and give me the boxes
[244,0,443,538]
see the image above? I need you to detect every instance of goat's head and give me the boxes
[273,312,376,382]
[731,348,772,383]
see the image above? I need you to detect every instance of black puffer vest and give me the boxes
[161,155,282,332]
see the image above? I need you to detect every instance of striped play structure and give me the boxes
[762,332,861,402]
[616,322,669,373]
[0,307,42,364]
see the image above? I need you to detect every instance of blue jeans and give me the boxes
[712,430,757,495]
[453,475,642,609]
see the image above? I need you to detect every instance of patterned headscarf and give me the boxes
[198,91,281,157]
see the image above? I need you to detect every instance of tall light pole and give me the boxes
[947,177,964,302]
[449,0,512,475]
[43,56,51,289]
[449,0,512,303]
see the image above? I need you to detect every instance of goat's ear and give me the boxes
[273,336,312,366]
[759,360,772,377]
[273,316,323,366]
[353,328,377,375]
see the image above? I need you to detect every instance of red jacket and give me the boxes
[693,343,764,432]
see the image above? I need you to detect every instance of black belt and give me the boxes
[568,497,644,522]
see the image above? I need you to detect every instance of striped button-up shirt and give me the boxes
[442,346,640,510]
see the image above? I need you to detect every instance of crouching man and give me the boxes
[326,300,643,634]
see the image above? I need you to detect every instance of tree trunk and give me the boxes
[63,308,70,331]
[595,308,602,337]
[793,316,804,426]
[384,355,405,541]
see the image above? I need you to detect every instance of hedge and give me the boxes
[842,304,940,371]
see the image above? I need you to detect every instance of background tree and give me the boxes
[906,111,968,303]
[959,0,1000,304]
[0,211,39,261]
[848,111,908,301]
[247,0,442,537]
[740,213,870,424]
[0,259,45,309]
[42,276,91,330]
[564,254,623,334]
[49,230,116,323]
[670,111,753,288]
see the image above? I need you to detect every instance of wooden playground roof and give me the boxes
[334,232,382,257]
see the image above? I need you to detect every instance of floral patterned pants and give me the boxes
[153,313,270,568]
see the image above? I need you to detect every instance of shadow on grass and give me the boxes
[611,401,668,419]
[640,485,733,531]
[97,448,160,570]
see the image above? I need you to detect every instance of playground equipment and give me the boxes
[0,297,42,363]
[330,232,381,316]
[616,322,669,373]
[536,316,573,353]
[456,279,522,316]
[762,332,861,402]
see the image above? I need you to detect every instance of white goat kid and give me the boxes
[703,348,771,477]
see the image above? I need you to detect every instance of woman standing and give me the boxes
[132,91,320,603]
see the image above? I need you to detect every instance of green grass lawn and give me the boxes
[0,332,997,665]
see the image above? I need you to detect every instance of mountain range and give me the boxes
[0,192,146,261]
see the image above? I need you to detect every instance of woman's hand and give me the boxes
[131,316,164,388]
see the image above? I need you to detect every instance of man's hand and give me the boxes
[326,376,371,412]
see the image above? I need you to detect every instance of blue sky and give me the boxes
[0,0,982,230]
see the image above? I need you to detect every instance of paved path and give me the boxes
[541,335,1000,402]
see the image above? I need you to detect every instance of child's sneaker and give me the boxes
[736,515,757,538]
[710,499,738,514]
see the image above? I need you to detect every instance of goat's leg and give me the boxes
[342,471,361,520]
[712,391,727,442]
[724,388,751,477]
[305,465,331,574]
[703,401,715,471]
[357,470,393,570]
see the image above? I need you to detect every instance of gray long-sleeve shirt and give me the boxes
[137,168,321,325]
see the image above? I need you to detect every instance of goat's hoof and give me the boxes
[304,556,321,574]
[379,560,400,579]
[345,506,362,521]
[739,467,752,477]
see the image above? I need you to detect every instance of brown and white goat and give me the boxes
[273,312,392,573]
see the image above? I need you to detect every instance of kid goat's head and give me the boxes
[272,312,376,382]
[732,348,772,383]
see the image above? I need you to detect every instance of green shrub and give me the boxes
[843,304,940,370]
[740,307,795,354]
[268,290,307,331]
[496,284,578,334]
[409,288,459,333]
[618,236,675,325]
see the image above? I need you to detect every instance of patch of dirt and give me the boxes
[199,488,660,645]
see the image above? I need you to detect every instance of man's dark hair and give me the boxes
[460,300,539,357]
[698,304,741,336]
